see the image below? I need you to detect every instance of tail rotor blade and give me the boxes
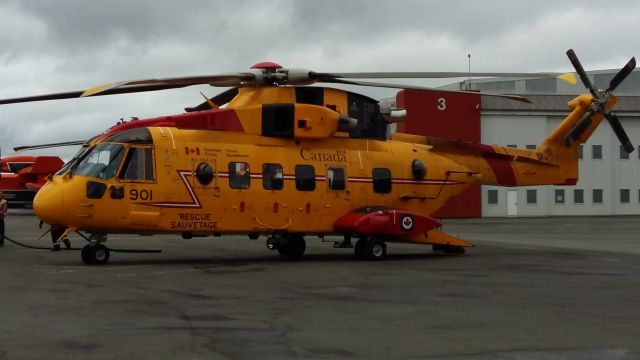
[566,49,596,95]
[608,57,636,92]
[564,111,594,148]
[606,113,635,153]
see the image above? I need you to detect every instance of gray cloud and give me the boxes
[0,0,638,156]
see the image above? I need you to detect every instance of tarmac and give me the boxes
[0,211,639,360]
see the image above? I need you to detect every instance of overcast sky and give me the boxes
[0,0,638,159]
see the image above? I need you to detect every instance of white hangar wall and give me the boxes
[481,112,640,217]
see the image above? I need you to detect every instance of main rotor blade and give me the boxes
[0,90,84,105]
[323,78,531,103]
[566,49,596,95]
[13,140,87,152]
[608,57,636,92]
[82,73,254,97]
[564,111,594,148]
[185,88,240,112]
[0,83,191,105]
[312,71,564,80]
[605,113,634,153]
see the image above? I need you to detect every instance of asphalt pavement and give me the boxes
[0,211,639,360]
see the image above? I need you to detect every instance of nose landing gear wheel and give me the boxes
[82,244,110,265]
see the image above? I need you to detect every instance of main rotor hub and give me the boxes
[250,62,283,71]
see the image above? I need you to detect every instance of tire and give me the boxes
[277,234,306,258]
[83,244,110,265]
[354,239,368,260]
[365,238,387,261]
[81,245,91,264]
[355,237,387,261]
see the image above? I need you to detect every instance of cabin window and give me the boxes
[372,168,392,194]
[411,159,426,179]
[295,165,315,191]
[118,147,155,181]
[526,189,537,204]
[555,189,565,204]
[263,163,283,190]
[195,162,214,186]
[327,167,346,191]
[574,189,584,204]
[229,162,250,189]
[73,143,125,180]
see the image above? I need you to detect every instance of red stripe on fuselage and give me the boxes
[477,144,517,186]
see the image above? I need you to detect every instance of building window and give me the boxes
[295,165,316,191]
[555,189,565,204]
[526,189,537,204]
[228,162,250,189]
[592,145,602,159]
[372,168,392,194]
[574,189,584,204]
[327,167,346,191]
[620,189,630,203]
[593,189,603,204]
[487,189,498,204]
[620,145,630,160]
[577,145,583,160]
[526,144,536,150]
[262,163,283,190]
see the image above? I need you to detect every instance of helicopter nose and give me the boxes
[33,183,65,225]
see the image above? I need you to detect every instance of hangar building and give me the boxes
[388,69,640,217]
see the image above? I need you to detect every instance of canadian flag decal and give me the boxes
[185,146,200,155]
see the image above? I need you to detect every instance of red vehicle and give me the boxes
[0,155,64,207]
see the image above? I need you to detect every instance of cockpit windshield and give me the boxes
[55,146,90,176]
[72,143,125,179]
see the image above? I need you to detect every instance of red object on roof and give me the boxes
[333,208,441,237]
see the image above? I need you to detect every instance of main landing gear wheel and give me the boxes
[277,234,306,258]
[81,244,110,265]
[355,237,387,261]
[432,244,466,255]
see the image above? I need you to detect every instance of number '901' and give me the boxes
[129,189,153,201]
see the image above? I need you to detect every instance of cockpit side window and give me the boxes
[118,146,155,181]
[73,144,125,180]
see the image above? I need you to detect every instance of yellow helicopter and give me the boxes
[0,49,635,265]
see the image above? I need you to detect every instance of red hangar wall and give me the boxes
[396,89,482,218]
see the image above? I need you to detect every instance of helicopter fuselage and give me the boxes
[34,126,476,236]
